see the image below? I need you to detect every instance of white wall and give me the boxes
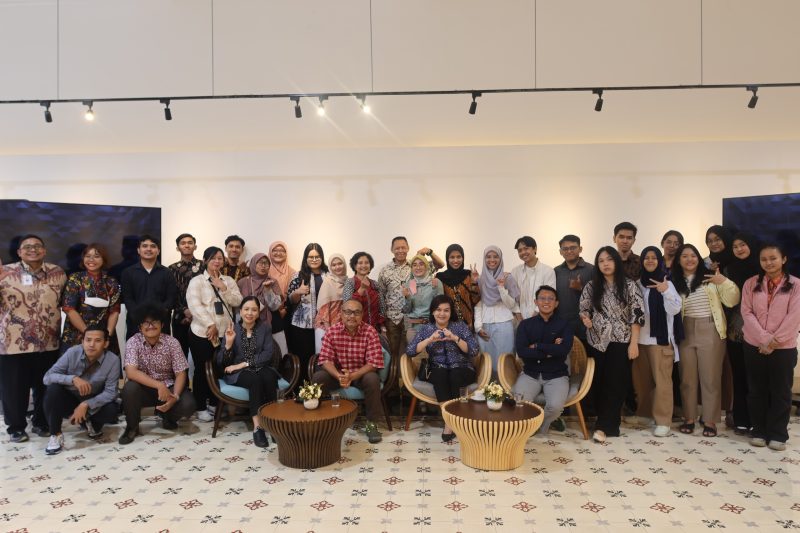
[1,140,798,270]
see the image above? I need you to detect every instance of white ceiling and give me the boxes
[1,0,799,155]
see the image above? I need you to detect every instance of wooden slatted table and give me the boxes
[259,399,357,469]
[441,398,543,470]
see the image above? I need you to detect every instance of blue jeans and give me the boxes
[513,373,569,435]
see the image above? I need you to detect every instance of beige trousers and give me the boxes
[633,343,675,426]
[678,316,726,424]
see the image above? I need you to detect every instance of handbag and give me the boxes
[417,358,432,382]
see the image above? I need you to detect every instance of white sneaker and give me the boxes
[195,410,214,423]
[206,405,216,416]
[750,437,767,447]
[592,430,606,443]
[653,425,670,437]
[768,440,786,451]
[45,434,65,455]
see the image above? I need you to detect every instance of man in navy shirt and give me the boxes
[513,285,573,436]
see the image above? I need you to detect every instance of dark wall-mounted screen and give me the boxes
[0,200,161,280]
[722,192,800,278]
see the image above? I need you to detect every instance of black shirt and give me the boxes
[121,262,178,330]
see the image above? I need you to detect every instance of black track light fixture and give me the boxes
[593,89,604,112]
[290,96,302,118]
[160,99,172,121]
[40,101,52,123]
[468,92,481,115]
[747,86,758,109]
[82,100,94,121]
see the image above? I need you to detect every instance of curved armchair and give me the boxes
[498,337,594,439]
[400,352,491,431]
[307,334,395,430]
[206,340,300,438]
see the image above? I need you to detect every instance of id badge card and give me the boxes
[21,273,33,286]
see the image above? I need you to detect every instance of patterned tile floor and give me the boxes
[1,413,799,533]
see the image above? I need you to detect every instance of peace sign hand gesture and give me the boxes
[470,263,479,284]
[647,277,669,293]
[704,268,726,285]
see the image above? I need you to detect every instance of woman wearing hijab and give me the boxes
[705,225,735,272]
[268,241,296,355]
[237,253,283,350]
[474,246,520,374]
[726,233,762,435]
[287,243,329,379]
[314,253,347,351]
[402,254,444,343]
[342,251,385,332]
[436,244,481,331]
[633,246,683,437]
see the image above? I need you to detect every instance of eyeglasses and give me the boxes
[307,256,322,261]
[20,244,44,251]
[141,320,161,328]
[341,310,363,316]
[536,296,557,302]
[560,246,579,252]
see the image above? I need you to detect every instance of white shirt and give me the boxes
[511,261,557,319]
[186,274,243,338]
[474,287,516,331]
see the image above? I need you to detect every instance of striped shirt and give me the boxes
[683,278,712,318]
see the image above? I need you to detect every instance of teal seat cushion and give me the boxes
[218,377,290,402]
[377,346,391,382]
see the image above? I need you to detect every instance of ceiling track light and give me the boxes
[317,95,328,116]
[593,89,604,112]
[468,92,481,115]
[357,94,371,114]
[82,100,94,121]
[40,101,52,123]
[160,98,172,121]
[290,96,302,118]
[747,86,758,109]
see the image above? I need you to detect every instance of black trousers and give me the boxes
[591,342,631,436]
[171,319,191,358]
[428,367,476,403]
[744,343,796,443]
[233,368,279,416]
[120,380,196,429]
[188,331,218,411]
[43,384,118,434]
[287,325,315,382]
[727,339,751,428]
[0,350,59,433]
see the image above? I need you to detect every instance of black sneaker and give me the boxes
[550,417,566,432]
[10,431,29,443]
[86,421,104,440]
[31,426,50,438]
[118,426,138,445]
[160,415,178,430]
[365,421,382,444]
[253,428,269,448]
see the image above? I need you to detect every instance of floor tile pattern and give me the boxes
[1,414,799,532]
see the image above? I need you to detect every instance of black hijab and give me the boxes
[705,225,734,271]
[640,246,670,346]
[436,244,471,288]
[727,232,761,289]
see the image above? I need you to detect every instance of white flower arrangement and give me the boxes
[298,381,322,401]
[481,381,507,402]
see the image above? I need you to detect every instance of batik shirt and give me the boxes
[377,260,437,325]
[168,258,202,323]
[60,271,121,348]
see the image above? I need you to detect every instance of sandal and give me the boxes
[702,425,717,438]
[679,422,695,434]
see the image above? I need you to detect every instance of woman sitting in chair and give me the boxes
[407,294,479,442]
[216,296,279,448]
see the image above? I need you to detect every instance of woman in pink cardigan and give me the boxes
[741,243,800,451]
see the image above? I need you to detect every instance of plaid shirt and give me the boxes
[318,322,383,373]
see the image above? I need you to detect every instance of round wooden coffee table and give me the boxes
[441,399,543,470]
[259,399,358,469]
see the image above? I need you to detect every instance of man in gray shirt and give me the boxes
[42,326,121,455]
[554,235,594,341]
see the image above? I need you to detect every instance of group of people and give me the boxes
[0,222,797,455]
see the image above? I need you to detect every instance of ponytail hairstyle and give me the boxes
[753,243,794,293]
[671,244,711,296]
[590,246,628,312]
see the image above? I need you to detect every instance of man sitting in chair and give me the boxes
[312,300,385,444]
[513,285,573,437]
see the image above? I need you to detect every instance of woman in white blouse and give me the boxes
[187,246,243,422]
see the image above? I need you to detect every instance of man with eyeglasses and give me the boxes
[554,234,594,341]
[118,303,195,444]
[0,234,66,443]
[311,300,385,443]
[513,285,573,437]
